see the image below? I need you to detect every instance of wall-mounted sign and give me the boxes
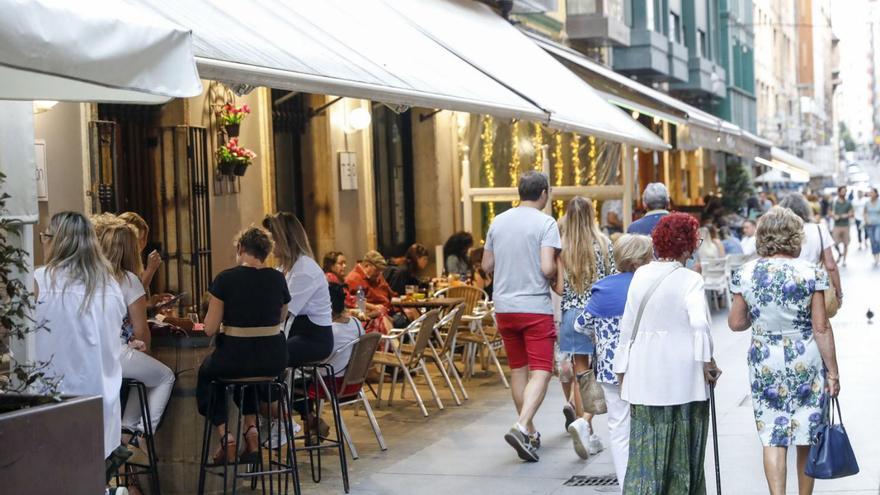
[339,151,358,191]
[34,139,48,201]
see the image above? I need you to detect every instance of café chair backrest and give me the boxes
[340,332,383,393]
[435,303,466,356]
[435,285,487,317]
[404,309,441,368]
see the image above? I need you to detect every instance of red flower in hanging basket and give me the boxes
[219,103,251,125]
[217,138,257,172]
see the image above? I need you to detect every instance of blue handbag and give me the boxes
[805,398,859,479]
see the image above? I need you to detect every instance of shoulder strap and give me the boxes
[629,266,680,346]
[817,224,826,265]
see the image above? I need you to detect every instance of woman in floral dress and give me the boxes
[553,196,615,459]
[729,206,841,495]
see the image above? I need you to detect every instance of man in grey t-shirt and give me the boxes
[483,171,561,462]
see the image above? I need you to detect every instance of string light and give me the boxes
[588,136,598,222]
[481,115,496,223]
[572,135,582,186]
[510,120,521,187]
[554,133,565,218]
[533,122,543,170]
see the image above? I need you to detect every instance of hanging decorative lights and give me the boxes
[510,120,521,187]
[554,133,565,218]
[571,134,581,186]
[481,115,496,223]
[532,122,544,170]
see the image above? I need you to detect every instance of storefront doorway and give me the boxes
[371,106,415,255]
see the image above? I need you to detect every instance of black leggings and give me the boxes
[196,333,287,426]
[287,315,334,368]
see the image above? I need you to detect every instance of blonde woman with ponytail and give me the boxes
[553,196,615,460]
[34,212,127,462]
[95,217,175,459]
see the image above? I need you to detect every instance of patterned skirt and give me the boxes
[623,401,710,495]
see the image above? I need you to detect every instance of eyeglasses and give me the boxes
[39,231,54,243]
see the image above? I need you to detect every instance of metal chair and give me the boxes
[116,379,161,495]
[398,302,467,404]
[197,376,299,495]
[313,332,386,460]
[372,310,442,416]
[436,286,509,388]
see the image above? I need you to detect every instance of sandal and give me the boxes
[212,433,237,464]
[239,425,260,463]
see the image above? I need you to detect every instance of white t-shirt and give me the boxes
[852,197,868,222]
[34,266,126,457]
[799,222,834,264]
[285,256,332,327]
[485,206,561,314]
[741,235,757,256]
[119,271,146,344]
[327,317,364,377]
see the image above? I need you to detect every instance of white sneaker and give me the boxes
[566,418,591,460]
[588,433,605,455]
[263,419,302,449]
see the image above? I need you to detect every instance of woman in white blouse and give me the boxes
[263,212,333,367]
[612,213,721,493]
[34,212,128,470]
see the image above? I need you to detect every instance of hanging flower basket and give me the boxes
[223,123,240,138]
[219,103,250,130]
[233,162,249,176]
[217,159,235,176]
[216,137,256,178]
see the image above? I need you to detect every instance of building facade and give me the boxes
[754,0,800,151]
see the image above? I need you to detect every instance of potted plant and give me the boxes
[218,103,250,137]
[0,172,106,493]
[216,138,257,177]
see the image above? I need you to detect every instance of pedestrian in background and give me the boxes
[864,188,880,265]
[852,190,868,249]
[728,206,840,495]
[627,182,670,235]
[613,213,720,494]
[482,171,561,462]
[576,234,653,487]
[779,193,843,310]
[831,186,854,266]
[553,196,615,459]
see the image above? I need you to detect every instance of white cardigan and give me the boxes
[612,261,713,406]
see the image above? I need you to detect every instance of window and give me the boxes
[646,0,655,31]
[670,12,682,43]
[372,106,415,255]
[699,29,708,57]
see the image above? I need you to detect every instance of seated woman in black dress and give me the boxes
[197,227,290,463]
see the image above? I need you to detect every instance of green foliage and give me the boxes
[0,172,60,398]
[722,159,755,214]
[839,122,856,152]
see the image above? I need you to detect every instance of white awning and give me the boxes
[754,147,813,183]
[754,168,808,184]
[121,0,546,122]
[0,0,202,103]
[385,0,668,150]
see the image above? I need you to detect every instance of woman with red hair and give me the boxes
[612,213,722,493]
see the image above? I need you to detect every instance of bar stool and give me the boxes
[116,379,161,495]
[290,363,349,493]
[197,376,300,495]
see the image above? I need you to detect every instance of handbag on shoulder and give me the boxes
[805,397,859,479]
[817,224,840,318]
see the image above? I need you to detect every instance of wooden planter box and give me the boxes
[0,394,105,494]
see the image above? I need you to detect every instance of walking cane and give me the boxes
[709,377,722,495]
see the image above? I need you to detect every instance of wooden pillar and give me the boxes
[622,144,633,230]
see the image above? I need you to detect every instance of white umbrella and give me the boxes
[754,168,807,184]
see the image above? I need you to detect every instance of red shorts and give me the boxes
[495,313,556,372]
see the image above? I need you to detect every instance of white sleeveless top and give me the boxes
[34,266,127,457]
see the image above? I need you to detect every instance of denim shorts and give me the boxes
[557,308,594,355]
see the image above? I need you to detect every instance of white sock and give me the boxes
[515,422,529,435]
